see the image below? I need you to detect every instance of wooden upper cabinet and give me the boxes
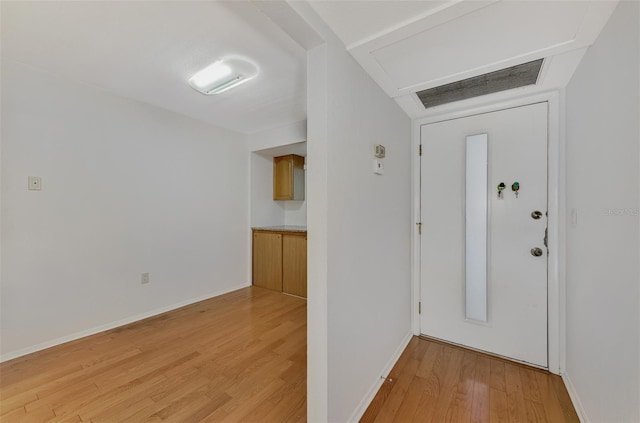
[273,154,305,201]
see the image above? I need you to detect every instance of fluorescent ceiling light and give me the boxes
[188,58,258,95]
[190,62,232,89]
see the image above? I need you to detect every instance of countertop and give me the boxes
[252,225,307,233]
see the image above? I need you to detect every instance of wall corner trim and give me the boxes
[0,283,251,363]
[562,372,589,423]
[347,331,414,423]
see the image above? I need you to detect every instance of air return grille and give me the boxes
[417,59,544,109]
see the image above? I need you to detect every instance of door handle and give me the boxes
[531,247,543,257]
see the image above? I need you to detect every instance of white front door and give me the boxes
[420,102,548,367]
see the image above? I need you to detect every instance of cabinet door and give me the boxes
[273,156,293,200]
[282,234,307,298]
[253,232,283,292]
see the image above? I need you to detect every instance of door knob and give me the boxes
[531,210,543,220]
[531,247,543,257]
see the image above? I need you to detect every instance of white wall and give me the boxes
[250,158,307,227]
[324,44,412,422]
[283,197,307,226]
[307,41,330,423]
[250,152,307,228]
[249,124,308,228]
[250,152,285,228]
[298,3,413,420]
[565,2,640,421]
[248,121,307,152]
[0,60,250,360]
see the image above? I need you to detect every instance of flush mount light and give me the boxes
[188,58,258,95]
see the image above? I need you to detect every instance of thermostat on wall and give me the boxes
[374,144,386,158]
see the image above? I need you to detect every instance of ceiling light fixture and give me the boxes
[188,58,258,95]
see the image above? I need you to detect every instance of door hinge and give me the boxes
[417,222,422,235]
[419,144,422,156]
[419,302,422,314]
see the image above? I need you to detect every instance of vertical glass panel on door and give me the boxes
[465,133,488,322]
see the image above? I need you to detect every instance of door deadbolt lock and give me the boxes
[531,210,543,220]
[531,247,544,257]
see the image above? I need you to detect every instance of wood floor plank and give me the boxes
[524,399,549,423]
[505,362,529,422]
[415,342,439,379]
[428,347,465,422]
[221,378,286,422]
[444,351,477,422]
[262,378,307,423]
[121,375,214,422]
[0,407,26,421]
[373,340,429,423]
[24,380,99,415]
[360,338,423,423]
[363,337,580,423]
[547,373,580,423]
[411,342,452,422]
[470,356,491,423]
[359,376,396,423]
[489,388,510,423]
[520,366,543,403]
[533,370,570,423]
[0,391,38,417]
[0,287,306,423]
[392,375,427,423]
[490,358,507,392]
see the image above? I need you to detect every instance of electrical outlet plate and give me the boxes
[141,272,150,284]
[28,176,42,191]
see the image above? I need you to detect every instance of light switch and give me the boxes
[28,176,42,191]
[373,159,384,175]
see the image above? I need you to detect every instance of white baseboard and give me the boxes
[562,372,588,423]
[0,283,250,363]
[347,330,414,423]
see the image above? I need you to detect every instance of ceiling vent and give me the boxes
[417,59,544,109]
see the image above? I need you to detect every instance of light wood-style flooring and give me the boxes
[0,287,307,422]
[361,336,579,423]
[2,287,580,423]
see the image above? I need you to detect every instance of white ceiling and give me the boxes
[309,1,449,49]
[255,141,307,158]
[310,0,618,118]
[0,1,307,134]
[2,0,619,129]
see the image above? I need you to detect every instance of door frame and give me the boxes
[411,90,565,374]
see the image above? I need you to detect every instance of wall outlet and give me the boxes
[141,272,150,284]
[28,176,42,191]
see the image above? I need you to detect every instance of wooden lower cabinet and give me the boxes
[252,232,283,292]
[252,229,307,298]
[283,234,307,298]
